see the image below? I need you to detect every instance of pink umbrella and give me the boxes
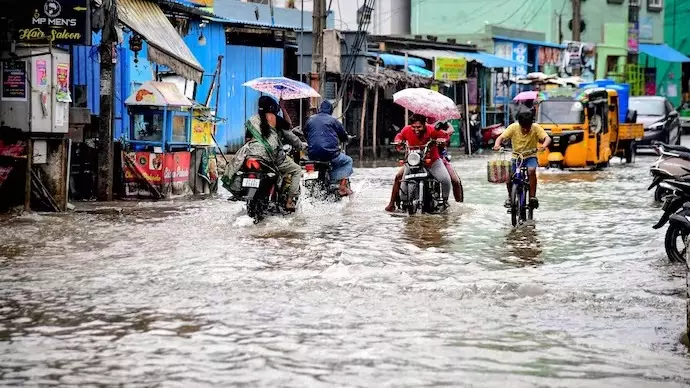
[243,77,321,100]
[513,91,538,102]
[392,88,461,122]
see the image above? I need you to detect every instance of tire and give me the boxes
[624,141,635,164]
[665,224,689,263]
[510,185,520,227]
[654,186,669,202]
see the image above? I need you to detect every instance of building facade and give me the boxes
[243,0,410,34]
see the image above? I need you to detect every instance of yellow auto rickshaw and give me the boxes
[536,87,614,169]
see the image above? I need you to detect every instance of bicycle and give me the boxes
[498,148,539,227]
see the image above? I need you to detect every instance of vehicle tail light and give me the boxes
[304,164,315,172]
[425,159,432,164]
[248,173,256,179]
[245,158,260,170]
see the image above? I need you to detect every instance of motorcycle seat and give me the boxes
[300,160,331,167]
[661,144,690,154]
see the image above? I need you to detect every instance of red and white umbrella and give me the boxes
[393,88,461,122]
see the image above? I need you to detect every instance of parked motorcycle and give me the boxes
[481,123,505,149]
[653,179,690,263]
[235,144,296,224]
[393,139,446,215]
[649,141,690,202]
[300,136,357,202]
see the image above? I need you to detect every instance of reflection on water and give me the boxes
[0,154,689,386]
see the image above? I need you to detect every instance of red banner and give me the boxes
[122,151,190,198]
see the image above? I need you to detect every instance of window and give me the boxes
[133,109,164,142]
[648,0,663,10]
[171,114,189,143]
[538,101,585,124]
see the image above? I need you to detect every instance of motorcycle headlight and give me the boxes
[407,152,422,166]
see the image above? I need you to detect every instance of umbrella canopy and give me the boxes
[392,88,461,122]
[513,91,538,102]
[242,77,321,100]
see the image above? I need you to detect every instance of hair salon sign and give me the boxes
[16,0,91,45]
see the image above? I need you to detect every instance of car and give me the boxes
[631,96,681,152]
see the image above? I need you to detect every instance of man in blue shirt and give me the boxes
[304,100,354,196]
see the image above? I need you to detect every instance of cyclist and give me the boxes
[492,109,551,209]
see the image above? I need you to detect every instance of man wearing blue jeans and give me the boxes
[304,100,354,196]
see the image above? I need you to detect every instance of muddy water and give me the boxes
[1,153,689,387]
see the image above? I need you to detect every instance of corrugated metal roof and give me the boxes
[399,49,531,68]
[212,0,334,31]
[118,0,204,82]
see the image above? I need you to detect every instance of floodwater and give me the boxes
[1,152,689,387]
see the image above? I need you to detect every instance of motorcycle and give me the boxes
[392,139,446,215]
[653,179,690,263]
[235,144,296,224]
[299,136,357,202]
[481,123,505,149]
[648,141,690,202]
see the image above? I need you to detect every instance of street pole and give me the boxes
[311,0,326,98]
[97,0,115,201]
[299,0,304,128]
[572,0,581,42]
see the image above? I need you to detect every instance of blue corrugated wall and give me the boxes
[69,23,284,152]
[224,45,284,151]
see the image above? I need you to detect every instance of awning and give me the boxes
[493,35,566,49]
[408,65,433,77]
[373,53,427,68]
[118,0,204,82]
[639,44,690,63]
[399,49,531,69]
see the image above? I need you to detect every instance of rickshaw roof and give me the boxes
[537,87,609,103]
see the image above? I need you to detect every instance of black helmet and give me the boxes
[258,96,279,115]
[516,109,534,129]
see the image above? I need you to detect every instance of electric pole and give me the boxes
[572,0,581,42]
[311,0,326,98]
[97,0,116,201]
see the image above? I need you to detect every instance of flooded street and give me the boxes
[1,152,689,387]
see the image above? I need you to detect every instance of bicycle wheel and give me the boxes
[519,188,527,223]
[510,185,519,227]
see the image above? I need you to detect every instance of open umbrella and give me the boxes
[243,77,321,100]
[392,88,461,122]
[513,91,538,102]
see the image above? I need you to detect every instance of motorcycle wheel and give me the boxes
[654,186,670,202]
[664,224,689,264]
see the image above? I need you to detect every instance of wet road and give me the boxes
[1,152,689,387]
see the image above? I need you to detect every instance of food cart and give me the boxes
[121,82,193,199]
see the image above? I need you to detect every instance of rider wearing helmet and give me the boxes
[492,108,551,209]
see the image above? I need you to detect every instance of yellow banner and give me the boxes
[191,116,213,146]
[434,57,467,82]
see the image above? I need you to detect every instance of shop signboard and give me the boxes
[191,115,213,146]
[512,43,528,77]
[122,151,191,198]
[16,0,91,45]
[493,41,513,104]
[1,61,28,101]
[433,57,467,82]
[628,21,639,54]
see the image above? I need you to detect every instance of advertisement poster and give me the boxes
[122,151,191,198]
[36,60,47,87]
[512,43,529,78]
[628,21,639,53]
[56,63,71,102]
[434,57,467,82]
[1,61,27,101]
[191,117,213,146]
[538,47,562,74]
[493,41,513,104]
[15,0,90,45]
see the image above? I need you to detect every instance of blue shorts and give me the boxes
[511,156,538,173]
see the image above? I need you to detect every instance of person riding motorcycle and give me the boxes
[303,100,354,196]
[384,114,453,212]
[492,109,551,210]
[429,120,464,202]
[222,96,305,211]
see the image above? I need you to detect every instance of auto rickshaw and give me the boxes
[536,87,614,169]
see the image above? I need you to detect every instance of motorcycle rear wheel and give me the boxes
[665,224,689,264]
